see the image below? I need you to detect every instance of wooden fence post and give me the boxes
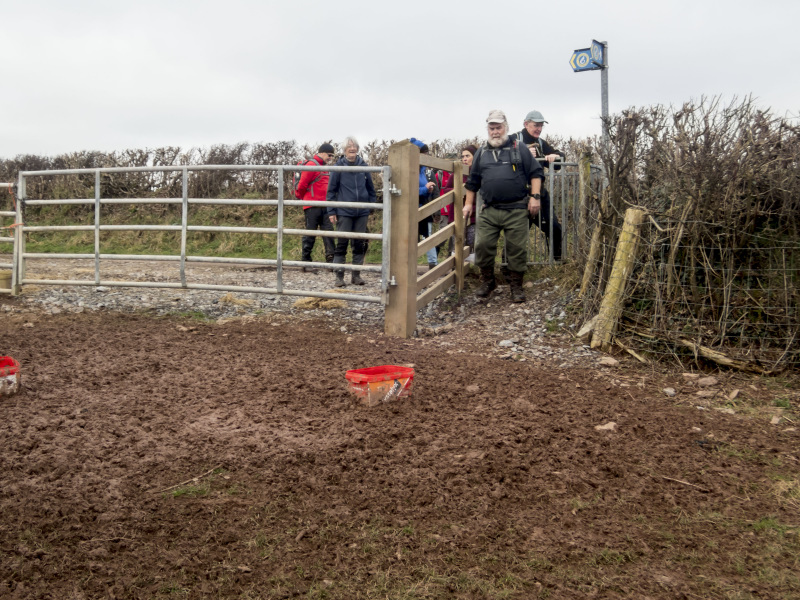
[591,208,645,351]
[384,141,419,338]
[579,186,610,297]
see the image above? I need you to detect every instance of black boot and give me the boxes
[475,267,497,298]
[325,254,334,263]
[334,270,346,287]
[351,270,365,285]
[508,271,526,303]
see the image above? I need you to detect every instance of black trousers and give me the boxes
[529,190,563,260]
[302,207,335,262]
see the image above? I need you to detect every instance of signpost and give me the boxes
[570,39,609,148]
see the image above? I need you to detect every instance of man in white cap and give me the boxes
[463,109,543,303]
[511,110,565,260]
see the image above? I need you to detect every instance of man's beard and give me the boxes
[488,133,509,148]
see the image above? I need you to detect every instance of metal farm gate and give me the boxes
[10,164,391,304]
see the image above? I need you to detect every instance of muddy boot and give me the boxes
[334,270,346,288]
[475,267,497,298]
[351,270,365,286]
[428,261,437,271]
[325,254,334,263]
[508,271,526,303]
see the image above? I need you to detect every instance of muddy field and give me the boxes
[1,279,799,598]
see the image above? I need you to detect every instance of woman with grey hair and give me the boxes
[325,136,377,287]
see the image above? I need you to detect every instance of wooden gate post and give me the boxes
[452,161,465,293]
[384,141,419,338]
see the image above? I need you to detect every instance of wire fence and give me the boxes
[578,205,799,373]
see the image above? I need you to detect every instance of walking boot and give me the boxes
[334,270,346,288]
[351,270,365,286]
[508,271,526,303]
[475,267,497,298]
[325,254,334,263]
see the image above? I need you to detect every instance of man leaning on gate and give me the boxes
[510,110,565,261]
[463,109,544,304]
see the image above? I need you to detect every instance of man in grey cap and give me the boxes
[510,110,565,261]
[463,109,543,303]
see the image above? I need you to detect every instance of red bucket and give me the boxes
[0,356,20,396]
[345,365,414,406]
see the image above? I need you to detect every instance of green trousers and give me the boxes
[475,205,529,273]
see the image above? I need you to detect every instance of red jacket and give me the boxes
[295,155,330,209]
[439,171,475,225]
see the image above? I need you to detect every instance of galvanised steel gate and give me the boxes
[13,164,392,304]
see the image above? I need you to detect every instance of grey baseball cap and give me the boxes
[524,110,548,124]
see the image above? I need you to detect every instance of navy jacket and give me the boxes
[325,155,378,218]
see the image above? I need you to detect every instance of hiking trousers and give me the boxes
[475,205,530,273]
[302,207,336,261]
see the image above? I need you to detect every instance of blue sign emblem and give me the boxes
[569,48,597,72]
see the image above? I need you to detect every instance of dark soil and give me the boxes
[1,306,799,599]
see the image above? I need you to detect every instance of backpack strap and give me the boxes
[305,157,325,199]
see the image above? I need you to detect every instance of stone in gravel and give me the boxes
[663,388,676,397]
[696,390,717,398]
[498,340,514,347]
[697,376,718,387]
[598,357,619,367]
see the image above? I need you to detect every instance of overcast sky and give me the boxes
[1,0,797,158]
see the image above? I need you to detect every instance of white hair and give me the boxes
[342,136,360,151]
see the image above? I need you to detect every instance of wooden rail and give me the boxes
[384,140,466,337]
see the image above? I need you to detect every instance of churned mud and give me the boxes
[1,304,799,598]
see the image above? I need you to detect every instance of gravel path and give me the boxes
[4,256,602,367]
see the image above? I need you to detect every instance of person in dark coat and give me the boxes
[326,136,377,287]
[464,110,543,303]
[510,110,565,261]
[410,137,438,269]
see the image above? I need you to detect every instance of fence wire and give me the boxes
[579,212,799,371]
